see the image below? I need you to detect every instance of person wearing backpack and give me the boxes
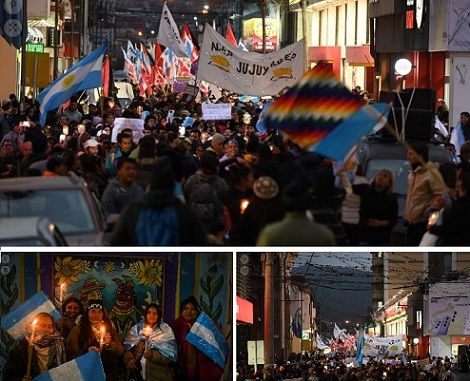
[109,157,207,246]
[184,151,229,234]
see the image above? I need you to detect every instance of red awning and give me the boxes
[345,46,374,66]
[308,46,341,62]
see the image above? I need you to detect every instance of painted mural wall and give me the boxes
[0,252,232,378]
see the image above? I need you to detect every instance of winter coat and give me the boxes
[110,190,208,246]
[4,336,66,381]
[359,185,398,245]
[405,162,448,224]
[101,179,145,217]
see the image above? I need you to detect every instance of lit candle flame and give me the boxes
[60,283,66,304]
[30,319,38,345]
[142,326,152,338]
[100,325,105,345]
[240,199,250,214]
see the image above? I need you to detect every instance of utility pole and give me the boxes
[257,0,266,54]
[69,0,74,68]
[264,253,275,372]
[20,0,28,111]
[53,0,60,79]
[301,0,308,71]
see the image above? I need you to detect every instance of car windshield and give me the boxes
[365,158,410,195]
[0,189,96,235]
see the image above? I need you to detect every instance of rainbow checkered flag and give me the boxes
[185,312,229,369]
[264,62,390,161]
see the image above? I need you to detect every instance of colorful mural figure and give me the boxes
[79,278,105,310]
[108,275,140,338]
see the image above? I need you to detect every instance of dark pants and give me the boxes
[343,222,359,246]
[406,222,427,246]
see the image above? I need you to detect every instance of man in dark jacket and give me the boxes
[110,157,208,246]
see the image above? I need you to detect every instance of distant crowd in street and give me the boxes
[237,350,460,381]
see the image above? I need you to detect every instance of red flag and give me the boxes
[226,23,237,46]
[154,43,166,86]
[102,56,111,97]
[140,43,155,90]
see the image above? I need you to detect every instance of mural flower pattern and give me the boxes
[103,261,116,272]
[128,259,163,287]
[54,256,89,285]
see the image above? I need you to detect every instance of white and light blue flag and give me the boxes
[355,326,364,367]
[185,312,229,369]
[38,45,107,126]
[33,351,105,381]
[158,3,190,58]
[316,333,330,351]
[1,291,61,340]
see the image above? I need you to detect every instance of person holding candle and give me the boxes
[3,312,66,381]
[123,303,178,381]
[57,297,84,340]
[66,299,124,381]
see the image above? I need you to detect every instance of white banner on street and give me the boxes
[112,118,144,143]
[202,103,232,120]
[198,23,305,96]
[362,334,402,358]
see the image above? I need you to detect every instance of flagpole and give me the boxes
[20,0,28,112]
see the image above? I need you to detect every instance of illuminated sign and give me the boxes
[26,43,44,53]
[236,296,253,324]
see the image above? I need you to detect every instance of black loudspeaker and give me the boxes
[381,108,435,140]
[402,88,436,111]
[458,345,470,372]
[379,88,436,141]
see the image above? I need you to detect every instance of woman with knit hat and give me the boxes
[66,299,124,381]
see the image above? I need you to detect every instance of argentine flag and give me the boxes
[38,45,107,126]
[185,312,229,369]
[33,351,105,381]
[2,291,61,340]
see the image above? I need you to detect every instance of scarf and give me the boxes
[124,319,178,362]
[34,332,66,370]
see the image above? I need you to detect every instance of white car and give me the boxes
[0,217,68,246]
[0,174,107,246]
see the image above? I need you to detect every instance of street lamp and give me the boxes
[413,337,419,356]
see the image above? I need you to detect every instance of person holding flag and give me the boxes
[170,296,227,381]
[3,312,66,381]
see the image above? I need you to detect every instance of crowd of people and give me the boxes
[3,296,226,381]
[237,351,460,381]
[1,87,470,245]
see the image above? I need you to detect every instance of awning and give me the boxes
[308,45,341,62]
[345,46,374,66]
